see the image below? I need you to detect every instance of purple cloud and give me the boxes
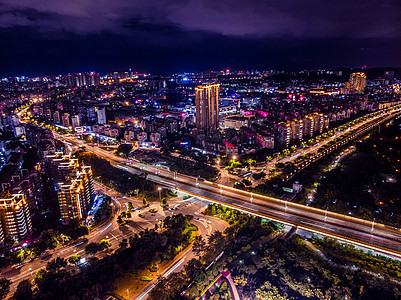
[0,0,399,38]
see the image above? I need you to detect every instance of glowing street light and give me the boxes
[158,187,162,202]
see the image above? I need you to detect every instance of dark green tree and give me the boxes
[0,277,11,299]
[192,236,206,256]
[117,144,133,157]
[68,254,80,265]
[46,257,67,271]
[85,242,101,255]
[14,279,32,300]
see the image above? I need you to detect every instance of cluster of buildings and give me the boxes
[66,72,101,88]
[0,68,400,246]
[0,151,94,244]
[0,121,94,245]
[27,69,398,157]
[34,103,108,131]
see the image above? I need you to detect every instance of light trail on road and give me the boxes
[57,108,401,258]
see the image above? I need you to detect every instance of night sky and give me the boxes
[0,0,400,76]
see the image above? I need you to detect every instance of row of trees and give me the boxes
[74,151,149,195]
[0,224,89,270]
[204,204,243,225]
[84,240,111,255]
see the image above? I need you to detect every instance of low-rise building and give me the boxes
[225,142,239,156]
[255,134,275,149]
[223,115,250,130]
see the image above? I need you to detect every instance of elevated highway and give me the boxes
[57,106,401,258]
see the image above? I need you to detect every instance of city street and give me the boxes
[1,180,224,295]
[117,196,228,300]
[53,107,401,259]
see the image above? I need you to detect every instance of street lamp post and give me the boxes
[250,192,253,202]
[371,218,375,234]
[324,207,328,221]
[158,187,162,202]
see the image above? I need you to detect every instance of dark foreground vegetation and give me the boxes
[7,214,197,299]
[150,205,401,300]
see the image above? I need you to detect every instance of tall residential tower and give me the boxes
[344,72,367,93]
[0,193,32,244]
[195,84,220,134]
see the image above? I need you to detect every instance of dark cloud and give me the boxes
[0,0,400,37]
[0,0,400,75]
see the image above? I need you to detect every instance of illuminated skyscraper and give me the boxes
[57,166,93,224]
[45,153,94,224]
[53,111,61,124]
[195,84,220,133]
[62,113,70,128]
[97,107,107,125]
[303,116,314,137]
[312,113,324,134]
[344,72,367,93]
[277,122,291,147]
[71,115,80,129]
[290,119,303,142]
[0,193,32,243]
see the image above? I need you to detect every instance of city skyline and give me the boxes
[0,0,401,76]
[1,1,401,299]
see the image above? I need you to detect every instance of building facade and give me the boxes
[45,153,94,224]
[0,193,32,243]
[344,72,367,93]
[195,84,220,133]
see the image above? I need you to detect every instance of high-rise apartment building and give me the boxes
[45,153,94,224]
[71,115,80,129]
[195,84,220,133]
[1,168,44,215]
[277,122,291,147]
[62,113,70,128]
[303,116,314,138]
[312,113,324,134]
[344,72,367,93]
[290,119,303,142]
[0,193,32,243]
[67,73,100,88]
[97,107,107,125]
[53,111,61,124]
[58,166,93,224]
